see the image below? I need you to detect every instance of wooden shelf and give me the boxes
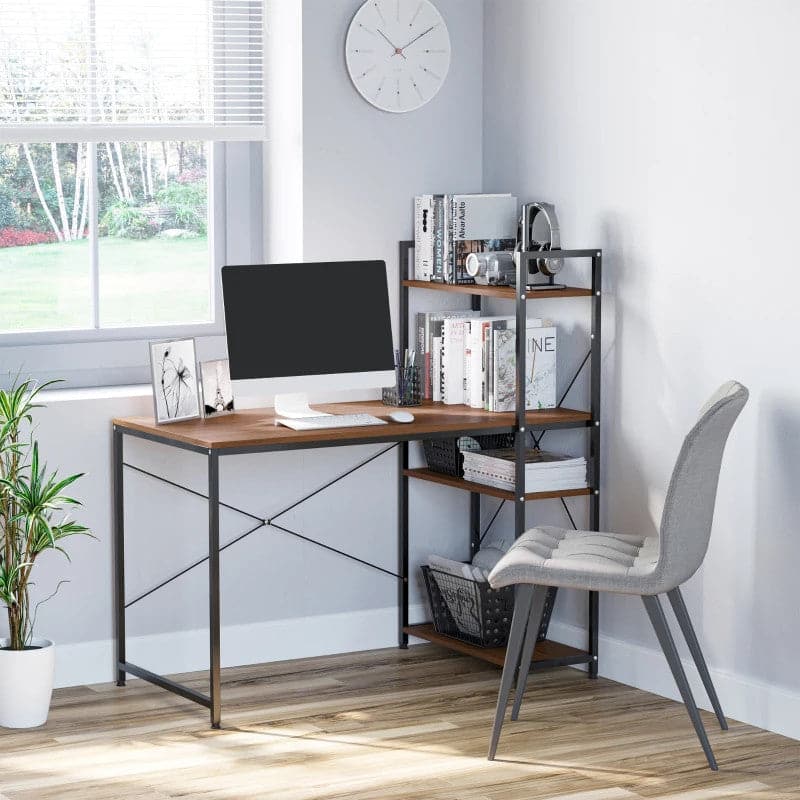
[402,280,592,300]
[404,624,590,669]
[404,468,592,502]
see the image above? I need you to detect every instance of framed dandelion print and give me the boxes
[200,359,235,417]
[149,338,201,424]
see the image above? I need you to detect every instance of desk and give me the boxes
[113,400,595,728]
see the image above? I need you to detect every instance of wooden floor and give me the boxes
[1,645,799,799]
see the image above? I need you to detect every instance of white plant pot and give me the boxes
[0,637,55,728]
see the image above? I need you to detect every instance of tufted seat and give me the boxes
[486,381,749,772]
[489,527,659,595]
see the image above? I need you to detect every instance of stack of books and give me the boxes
[415,311,557,410]
[414,193,517,284]
[462,448,588,493]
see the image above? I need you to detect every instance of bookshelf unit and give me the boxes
[398,241,602,675]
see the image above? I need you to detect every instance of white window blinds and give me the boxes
[0,0,265,142]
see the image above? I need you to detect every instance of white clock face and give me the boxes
[345,0,451,113]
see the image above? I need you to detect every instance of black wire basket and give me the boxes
[421,566,557,648]
[422,433,515,478]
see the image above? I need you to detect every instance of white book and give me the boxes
[432,330,443,402]
[413,195,434,280]
[465,320,482,408]
[442,317,469,405]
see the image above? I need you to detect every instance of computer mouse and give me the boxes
[388,410,415,424]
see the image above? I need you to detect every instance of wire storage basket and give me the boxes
[422,433,515,478]
[421,566,557,648]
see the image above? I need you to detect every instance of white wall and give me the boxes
[483,0,800,739]
[0,0,485,688]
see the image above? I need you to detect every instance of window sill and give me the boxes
[40,384,152,404]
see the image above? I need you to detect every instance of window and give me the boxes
[0,1,264,338]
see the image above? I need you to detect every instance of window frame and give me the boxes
[0,141,268,390]
[0,140,224,347]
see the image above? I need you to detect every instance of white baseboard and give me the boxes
[547,619,800,742]
[53,604,429,690]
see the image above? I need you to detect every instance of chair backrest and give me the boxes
[655,381,749,591]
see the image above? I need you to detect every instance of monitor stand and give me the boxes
[273,392,332,419]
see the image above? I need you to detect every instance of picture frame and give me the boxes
[200,359,235,417]
[148,338,201,424]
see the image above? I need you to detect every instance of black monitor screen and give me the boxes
[222,261,395,380]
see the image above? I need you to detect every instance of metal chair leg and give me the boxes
[488,584,534,760]
[642,595,718,771]
[668,586,727,731]
[510,585,549,720]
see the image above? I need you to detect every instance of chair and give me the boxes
[487,381,748,771]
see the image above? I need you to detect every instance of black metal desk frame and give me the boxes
[113,244,602,729]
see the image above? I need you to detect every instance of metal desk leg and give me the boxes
[113,427,126,687]
[398,441,409,648]
[208,450,222,727]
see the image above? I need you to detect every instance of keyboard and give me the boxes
[276,413,388,431]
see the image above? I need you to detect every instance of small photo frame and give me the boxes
[200,359,235,417]
[149,338,201,424]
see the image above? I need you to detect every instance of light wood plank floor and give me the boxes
[1,645,798,799]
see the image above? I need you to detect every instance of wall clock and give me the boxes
[345,0,451,113]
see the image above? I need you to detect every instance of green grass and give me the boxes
[0,236,211,333]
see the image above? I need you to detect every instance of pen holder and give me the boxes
[382,365,421,407]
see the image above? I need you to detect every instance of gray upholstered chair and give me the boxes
[487,381,748,771]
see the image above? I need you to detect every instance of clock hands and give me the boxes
[376,28,407,59]
[399,24,436,52]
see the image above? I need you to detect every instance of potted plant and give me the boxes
[0,378,90,728]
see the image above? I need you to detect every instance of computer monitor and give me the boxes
[222,260,396,417]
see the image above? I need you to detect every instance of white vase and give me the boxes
[0,637,55,728]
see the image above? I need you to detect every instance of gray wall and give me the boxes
[483,0,800,738]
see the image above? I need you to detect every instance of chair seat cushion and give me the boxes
[488,526,660,595]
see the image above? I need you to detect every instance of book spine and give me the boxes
[463,321,472,406]
[483,322,491,410]
[442,319,466,405]
[432,195,445,282]
[415,311,427,397]
[467,321,482,408]
[413,195,434,280]
[431,320,444,402]
[446,195,456,284]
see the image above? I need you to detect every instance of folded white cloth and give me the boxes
[427,554,486,582]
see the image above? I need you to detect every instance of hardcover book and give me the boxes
[417,310,479,400]
[447,194,517,284]
[492,325,556,412]
[413,195,434,280]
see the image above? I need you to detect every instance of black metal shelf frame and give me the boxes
[398,241,602,678]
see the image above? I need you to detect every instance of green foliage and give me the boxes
[0,378,91,650]
[155,181,206,208]
[100,201,156,239]
[0,185,20,228]
[156,181,207,235]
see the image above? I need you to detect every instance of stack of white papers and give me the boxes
[462,448,588,493]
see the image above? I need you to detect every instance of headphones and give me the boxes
[517,202,563,277]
